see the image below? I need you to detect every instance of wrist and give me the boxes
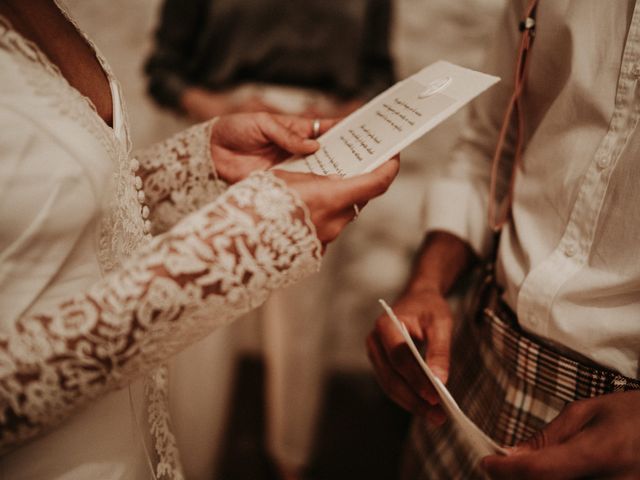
[404,231,474,297]
[405,281,445,297]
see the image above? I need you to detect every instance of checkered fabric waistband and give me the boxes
[479,291,640,403]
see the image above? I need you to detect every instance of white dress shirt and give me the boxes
[423,0,640,379]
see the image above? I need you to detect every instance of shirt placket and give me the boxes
[515,0,640,337]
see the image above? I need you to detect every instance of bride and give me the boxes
[0,1,399,478]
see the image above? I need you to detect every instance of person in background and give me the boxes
[145,0,394,121]
[368,1,640,479]
[144,2,394,479]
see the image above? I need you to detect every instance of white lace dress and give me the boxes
[0,13,321,480]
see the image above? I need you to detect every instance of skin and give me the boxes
[0,0,114,126]
[207,112,399,245]
[209,113,337,184]
[482,391,640,480]
[368,230,640,478]
[366,231,474,423]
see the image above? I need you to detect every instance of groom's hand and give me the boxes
[209,113,337,184]
[481,391,640,480]
[366,287,452,424]
[366,231,474,425]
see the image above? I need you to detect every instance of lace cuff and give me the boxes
[0,172,321,451]
[135,119,228,234]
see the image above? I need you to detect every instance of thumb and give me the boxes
[516,400,595,452]
[332,156,400,208]
[261,116,319,155]
[425,313,452,384]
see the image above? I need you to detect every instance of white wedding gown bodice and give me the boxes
[0,9,321,480]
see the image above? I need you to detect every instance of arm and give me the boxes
[0,170,322,451]
[367,3,525,419]
[0,105,398,451]
[367,231,474,422]
[136,119,225,235]
[482,391,640,479]
[136,113,336,234]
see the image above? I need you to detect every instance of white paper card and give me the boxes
[378,299,506,458]
[276,61,499,177]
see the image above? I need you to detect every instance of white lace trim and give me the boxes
[0,172,322,459]
[145,366,185,480]
[136,119,228,235]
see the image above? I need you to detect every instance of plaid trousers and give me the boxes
[401,292,640,480]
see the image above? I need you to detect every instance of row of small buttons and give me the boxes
[130,157,152,238]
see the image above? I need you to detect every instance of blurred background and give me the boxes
[65,1,505,478]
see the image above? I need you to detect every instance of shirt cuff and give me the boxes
[421,178,493,259]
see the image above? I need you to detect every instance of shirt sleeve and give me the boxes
[421,2,523,258]
[135,119,228,234]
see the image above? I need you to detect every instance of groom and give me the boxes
[367,1,640,479]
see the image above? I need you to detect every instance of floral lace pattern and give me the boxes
[145,366,185,480]
[0,172,322,454]
[0,10,322,479]
[137,119,227,235]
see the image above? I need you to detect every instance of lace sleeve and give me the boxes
[135,120,228,234]
[0,172,321,451]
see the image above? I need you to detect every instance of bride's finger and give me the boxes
[259,115,320,155]
[331,156,400,208]
[276,115,340,139]
[321,210,357,244]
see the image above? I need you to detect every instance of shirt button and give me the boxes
[632,64,640,78]
[564,245,577,257]
[597,156,611,169]
[529,315,539,326]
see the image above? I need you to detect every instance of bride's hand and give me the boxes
[273,157,400,245]
[209,113,336,184]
